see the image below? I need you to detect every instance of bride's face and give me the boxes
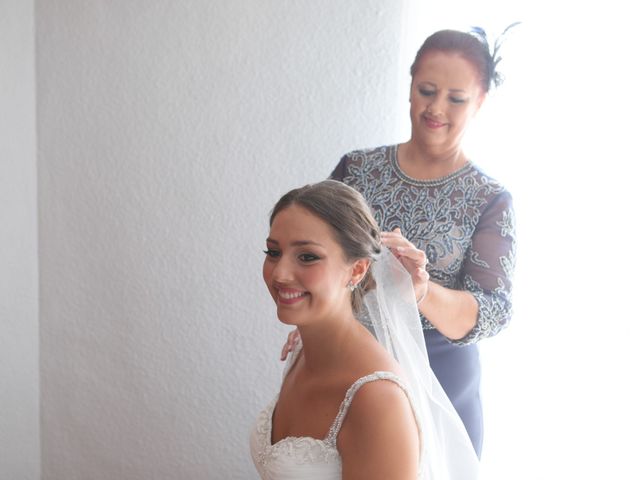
[263,204,355,326]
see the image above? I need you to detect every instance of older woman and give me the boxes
[328,28,517,456]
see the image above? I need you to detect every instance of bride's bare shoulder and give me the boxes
[337,374,420,480]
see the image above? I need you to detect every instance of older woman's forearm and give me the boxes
[417,281,478,341]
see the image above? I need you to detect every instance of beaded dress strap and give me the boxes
[325,371,408,448]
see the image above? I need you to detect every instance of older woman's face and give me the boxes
[409,51,485,153]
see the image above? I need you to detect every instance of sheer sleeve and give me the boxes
[329,155,348,181]
[453,190,516,345]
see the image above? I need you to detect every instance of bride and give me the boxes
[250,180,478,479]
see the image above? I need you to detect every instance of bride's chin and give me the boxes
[276,314,299,326]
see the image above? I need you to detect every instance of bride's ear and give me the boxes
[349,258,371,288]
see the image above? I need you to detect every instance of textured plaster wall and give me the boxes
[0,0,40,479]
[37,1,407,479]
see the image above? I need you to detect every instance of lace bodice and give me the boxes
[331,144,516,345]
[250,371,410,480]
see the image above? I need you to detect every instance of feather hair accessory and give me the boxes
[469,22,522,89]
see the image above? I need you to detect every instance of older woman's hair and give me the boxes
[269,180,381,313]
[410,29,499,92]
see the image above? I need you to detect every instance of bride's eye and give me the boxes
[298,253,320,263]
[263,249,280,258]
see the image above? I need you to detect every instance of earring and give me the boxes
[347,281,356,292]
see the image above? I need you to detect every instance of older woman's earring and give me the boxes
[347,281,357,292]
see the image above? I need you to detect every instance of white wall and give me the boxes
[0,0,40,479]
[36,1,408,478]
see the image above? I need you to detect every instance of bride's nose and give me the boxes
[270,256,295,283]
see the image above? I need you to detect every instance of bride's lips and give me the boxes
[276,288,308,305]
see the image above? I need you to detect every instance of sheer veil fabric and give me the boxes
[361,248,479,479]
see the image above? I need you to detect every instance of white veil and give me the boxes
[360,248,479,479]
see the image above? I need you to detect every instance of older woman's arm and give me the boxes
[383,190,516,343]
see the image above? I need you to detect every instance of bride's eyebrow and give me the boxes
[265,238,324,248]
[291,240,323,247]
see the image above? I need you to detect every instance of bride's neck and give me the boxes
[297,319,361,373]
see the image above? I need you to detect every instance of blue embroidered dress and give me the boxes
[330,144,516,455]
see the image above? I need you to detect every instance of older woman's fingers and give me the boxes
[381,230,409,242]
[381,229,429,275]
[395,245,425,259]
[280,329,300,361]
[381,235,416,257]
[383,245,428,271]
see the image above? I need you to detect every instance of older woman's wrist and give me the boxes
[416,282,430,306]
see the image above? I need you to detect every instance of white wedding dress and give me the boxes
[250,365,415,480]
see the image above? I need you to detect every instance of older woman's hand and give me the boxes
[381,228,430,305]
[280,328,300,361]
